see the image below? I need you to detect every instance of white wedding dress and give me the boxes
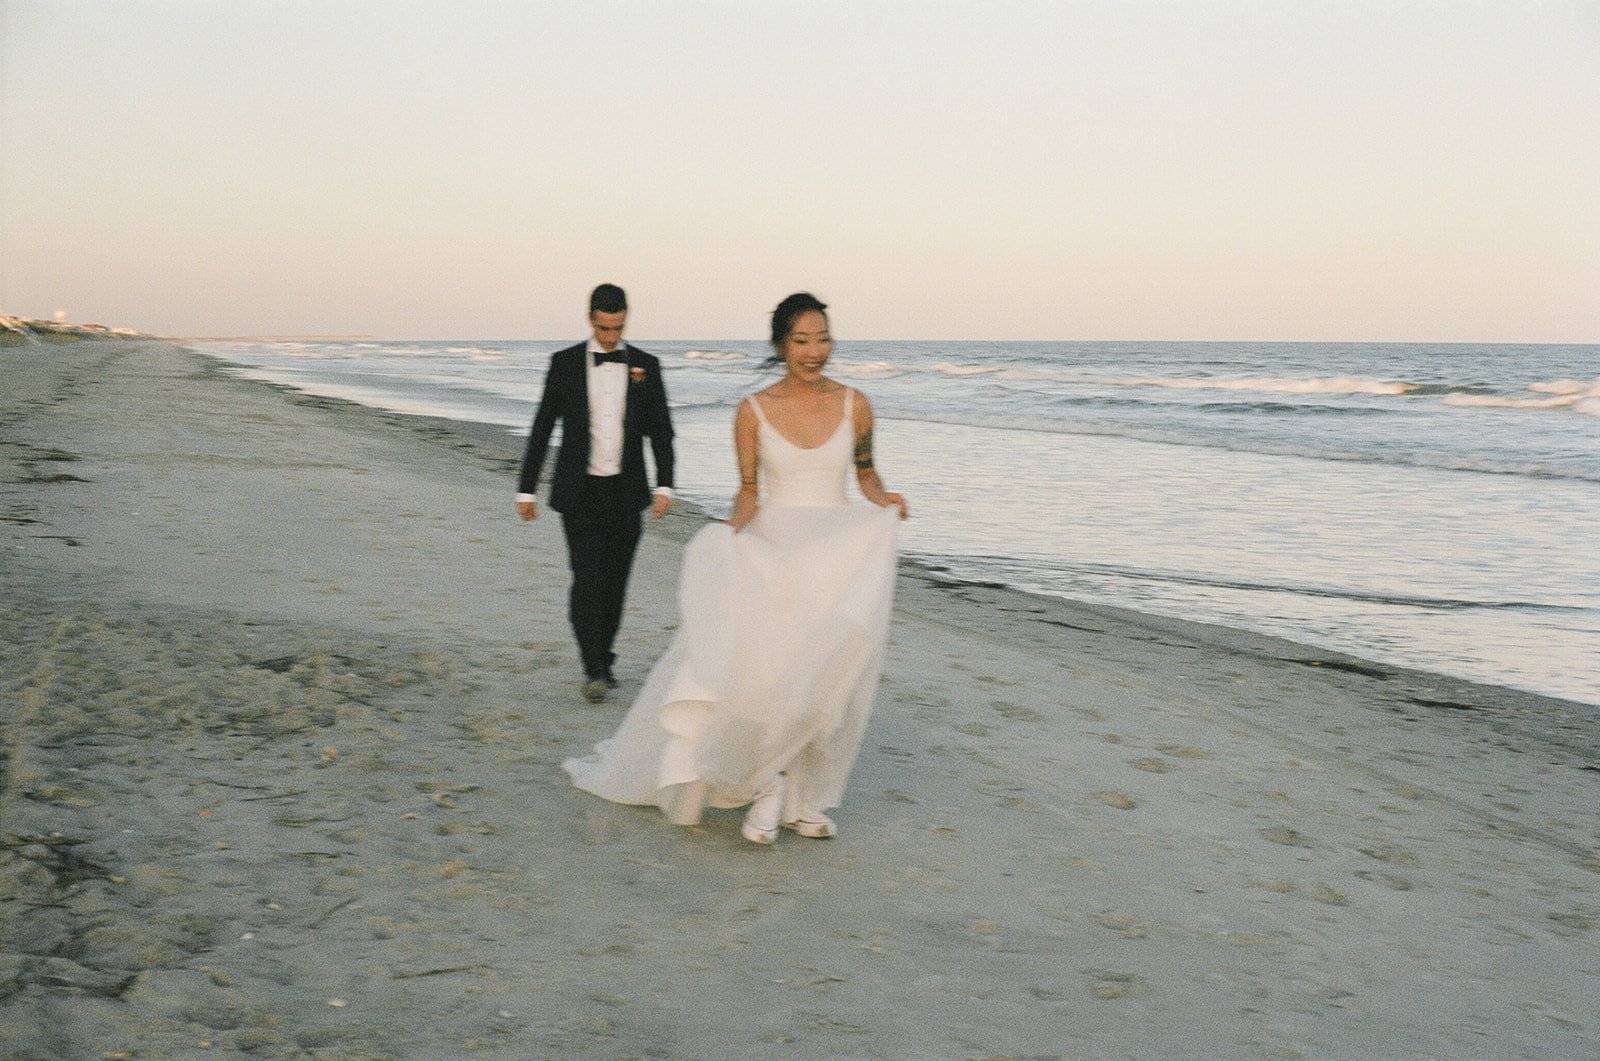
[563,388,899,826]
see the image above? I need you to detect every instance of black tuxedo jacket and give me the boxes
[518,342,675,514]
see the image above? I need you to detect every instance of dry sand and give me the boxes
[2,339,1597,1060]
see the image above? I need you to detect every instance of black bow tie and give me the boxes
[593,350,628,366]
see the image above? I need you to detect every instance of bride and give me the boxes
[563,292,908,844]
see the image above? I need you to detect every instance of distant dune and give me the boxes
[0,314,152,346]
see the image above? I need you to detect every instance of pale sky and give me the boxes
[2,0,1596,341]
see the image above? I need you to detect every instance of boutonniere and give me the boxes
[629,366,646,384]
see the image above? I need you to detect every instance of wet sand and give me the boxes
[3,338,1597,1059]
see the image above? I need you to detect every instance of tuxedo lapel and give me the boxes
[569,344,592,444]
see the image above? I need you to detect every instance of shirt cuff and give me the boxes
[515,492,536,503]
[654,487,674,499]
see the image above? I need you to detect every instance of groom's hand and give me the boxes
[649,494,672,521]
[516,499,538,521]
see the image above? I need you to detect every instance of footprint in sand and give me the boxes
[1260,825,1313,848]
[1095,791,1136,810]
[1093,910,1148,938]
[1545,911,1597,937]
[1358,844,1421,867]
[1129,758,1173,774]
[993,701,1045,722]
[1088,970,1151,999]
[1354,870,1413,891]
[1308,884,1349,906]
[1255,881,1296,894]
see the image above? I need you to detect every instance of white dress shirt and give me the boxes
[585,338,628,476]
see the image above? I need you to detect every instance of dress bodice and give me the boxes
[749,389,854,507]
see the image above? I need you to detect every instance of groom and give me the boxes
[516,283,675,703]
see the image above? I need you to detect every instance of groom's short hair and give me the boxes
[590,284,628,315]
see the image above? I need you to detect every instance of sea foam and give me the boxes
[1444,377,1600,415]
[1109,376,1416,396]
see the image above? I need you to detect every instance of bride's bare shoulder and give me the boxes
[835,383,869,409]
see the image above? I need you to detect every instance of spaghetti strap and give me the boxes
[843,387,855,423]
[746,394,772,426]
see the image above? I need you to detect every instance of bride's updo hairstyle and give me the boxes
[764,292,829,366]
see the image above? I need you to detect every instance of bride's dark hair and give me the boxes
[764,292,828,366]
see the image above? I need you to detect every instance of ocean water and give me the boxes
[191,337,1600,705]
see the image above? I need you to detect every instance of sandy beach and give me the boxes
[3,338,1598,1059]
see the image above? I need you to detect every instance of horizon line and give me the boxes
[170,333,1600,347]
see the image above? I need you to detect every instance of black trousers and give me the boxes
[559,475,645,679]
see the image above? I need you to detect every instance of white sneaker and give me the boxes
[740,774,786,845]
[782,811,836,839]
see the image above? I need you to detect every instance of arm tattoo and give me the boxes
[853,429,875,471]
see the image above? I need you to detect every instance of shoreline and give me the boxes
[4,338,1597,1058]
[202,343,1600,720]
